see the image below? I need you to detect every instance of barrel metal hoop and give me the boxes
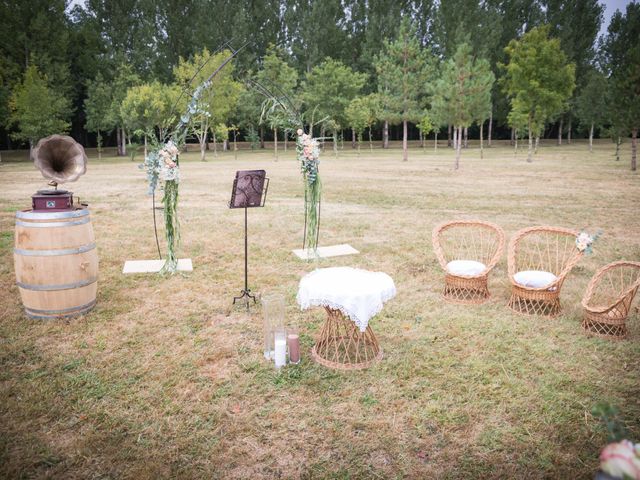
[25,300,96,320]
[16,276,98,291]
[14,242,96,257]
[16,209,89,220]
[15,217,91,228]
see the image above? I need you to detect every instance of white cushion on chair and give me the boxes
[513,270,557,288]
[446,260,486,276]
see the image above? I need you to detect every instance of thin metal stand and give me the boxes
[233,206,256,310]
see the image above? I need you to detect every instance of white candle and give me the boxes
[274,335,287,368]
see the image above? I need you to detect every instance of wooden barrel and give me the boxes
[13,208,98,319]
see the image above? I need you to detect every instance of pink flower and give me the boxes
[302,133,309,141]
[297,128,303,136]
[600,440,640,479]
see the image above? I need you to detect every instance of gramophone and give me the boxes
[30,134,87,211]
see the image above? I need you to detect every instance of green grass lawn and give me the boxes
[1,140,639,479]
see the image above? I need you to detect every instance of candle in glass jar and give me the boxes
[287,333,300,364]
[274,332,287,368]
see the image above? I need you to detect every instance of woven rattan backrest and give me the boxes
[433,221,505,270]
[583,261,640,309]
[509,226,581,278]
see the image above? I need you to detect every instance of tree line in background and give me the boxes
[1,0,638,169]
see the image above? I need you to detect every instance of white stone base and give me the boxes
[292,244,359,260]
[122,259,193,274]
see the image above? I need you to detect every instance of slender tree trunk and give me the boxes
[383,120,389,149]
[213,135,218,157]
[333,129,338,157]
[340,130,344,150]
[463,126,468,148]
[480,121,484,159]
[274,127,278,161]
[121,128,127,157]
[567,117,572,144]
[558,118,563,145]
[144,134,148,159]
[632,128,638,171]
[259,126,265,149]
[447,124,452,147]
[419,129,424,149]
[402,120,408,161]
[452,125,457,150]
[615,136,621,161]
[357,133,361,157]
[527,120,533,163]
[534,135,539,154]
[510,127,515,146]
[97,130,102,161]
[116,128,122,156]
[352,128,356,149]
[589,123,594,152]
[488,110,493,147]
[434,131,438,152]
[454,126,461,169]
[514,129,518,153]
[321,126,326,151]
[200,134,206,161]
[369,127,373,152]
[224,139,228,151]
[284,132,288,152]
[234,132,238,160]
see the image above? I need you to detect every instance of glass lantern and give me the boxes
[261,293,285,360]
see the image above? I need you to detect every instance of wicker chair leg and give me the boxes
[443,275,491,305]
[508,291,562,318]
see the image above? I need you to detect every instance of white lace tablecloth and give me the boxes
[296,267,396,332]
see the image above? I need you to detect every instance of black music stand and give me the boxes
[229,170,269,309]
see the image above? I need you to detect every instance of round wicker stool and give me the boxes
[311,307,383,370]
[297,267,396,371]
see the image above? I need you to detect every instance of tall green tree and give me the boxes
[85,74,116,160]
[8,65,71,153]
[544,0,603,143]
[575,69,609,153]
[375,19,433,161]
[603,3,640,171]
[174,48,243,161]
[109,64,140,156]
[302,58,366,155]
[346,95,380,154]
[257,45,299,158]
[501,26,575,162]
[432,43,494,169]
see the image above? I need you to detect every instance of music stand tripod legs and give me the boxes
[233,206,256,310]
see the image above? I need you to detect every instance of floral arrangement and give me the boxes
[296,128,321,252]
[139,47,237,274]
[576,230,602,255]
[599,440,640,479]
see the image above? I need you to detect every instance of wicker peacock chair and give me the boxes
[582,261,640,340]
[507,226,584,317]
[432,220,505,304]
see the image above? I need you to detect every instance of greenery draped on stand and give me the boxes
[296,129,322,253]
[140,44,245,274]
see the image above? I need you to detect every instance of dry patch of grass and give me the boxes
[1,141,639,479]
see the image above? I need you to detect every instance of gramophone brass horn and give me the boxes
[31,134,87,185]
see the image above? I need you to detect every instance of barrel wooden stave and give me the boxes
[13,208,98,319]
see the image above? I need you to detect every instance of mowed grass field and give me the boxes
[0,140,639,479]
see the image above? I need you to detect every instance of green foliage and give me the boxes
[85,73,116,139]
[302,58,367,133]
[345,95,379,144]
[120,82,175,139]
[374,19,433,126]
[603,3,640,136]
[417,115,434,137]
[432,43,495,130]
[501,26,576,143]
[592,402,629,442]
[174,48,243,152]
[575,69,608,129]
[8,65,71,145]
